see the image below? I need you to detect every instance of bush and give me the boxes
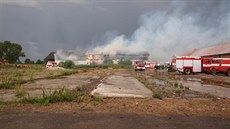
[90,61,97,65]
[118,59,132,65]
[103,59,113,65]
[58,60,75,69]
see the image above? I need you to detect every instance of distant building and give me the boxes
[116,52,150,60]
[44,52,55,63]
[85,52,107,65]
[44,50,150,65]
[187,42,230,58]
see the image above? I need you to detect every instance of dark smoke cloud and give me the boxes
[0,0,229,61]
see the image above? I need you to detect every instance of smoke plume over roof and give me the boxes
[93,1,230,61]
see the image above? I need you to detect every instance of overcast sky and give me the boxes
[0,0,230,61]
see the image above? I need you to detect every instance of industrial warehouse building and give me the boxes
[188,42,230,58]
[44,50,149,65]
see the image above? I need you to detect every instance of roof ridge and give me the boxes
[195,42,230,50]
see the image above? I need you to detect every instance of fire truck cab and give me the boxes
[202,58,230,76]
[134,60,146,71]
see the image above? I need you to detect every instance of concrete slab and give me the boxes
[22,75,99,90]
[0,75,100,101]
[181,81,230,98]
[91,75,153,98]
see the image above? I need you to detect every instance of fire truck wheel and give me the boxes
[184,68,191,75]
[211,69,216,75]
[227,69,230,77]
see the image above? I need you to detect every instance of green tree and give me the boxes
[24,58,31,64]
[36,59,43,64]
[24,58,34,64]
[0,41,25,63]
[58,60,75,68]
[118,59,132,65]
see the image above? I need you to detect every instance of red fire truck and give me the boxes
[175,56,230,76]
[134,60,146,71]
[202,58,230,76]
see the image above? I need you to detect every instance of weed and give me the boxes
[153,92,163,100]
[49,72,54,76]
[174,88,183,94]
[15,86,27,98]
[185,87,189,90]
[179,84,184,89]
[91,96,103,105]
[173,83,185,94]
[204,92,213,98]
[61,71,76,76]
[0,99,9,110]
[21,87,85,105]
[165,81,174,86]
[0,99,5,105]
[0,76,15,89]
[174,82,179,88]
[0,83,14,89]
[29,72,34,81]
[173,82,184,89]
[15,72,23,81]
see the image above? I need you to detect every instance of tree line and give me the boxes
[0,41,44,64]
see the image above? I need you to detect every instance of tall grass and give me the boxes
[91,96,103,105]
[0,64,79,89]
[15,86,27,98]
[21,87,85,105]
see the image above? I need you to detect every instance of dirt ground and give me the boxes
[0,111,229,129]
[0,68,230,128]
[1,68,230,115]
[0,98,230,129]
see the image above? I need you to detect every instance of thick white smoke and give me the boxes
[55,49,85,61]
[93,3,230,61]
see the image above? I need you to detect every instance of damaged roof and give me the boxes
[188,42,230,56]
[44,52,55,62]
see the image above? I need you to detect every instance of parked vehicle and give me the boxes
[145,62,155,70]
[175,56,202,75]
[202,58,230,76]
[175,56,230,76]
[134,60,146,71]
